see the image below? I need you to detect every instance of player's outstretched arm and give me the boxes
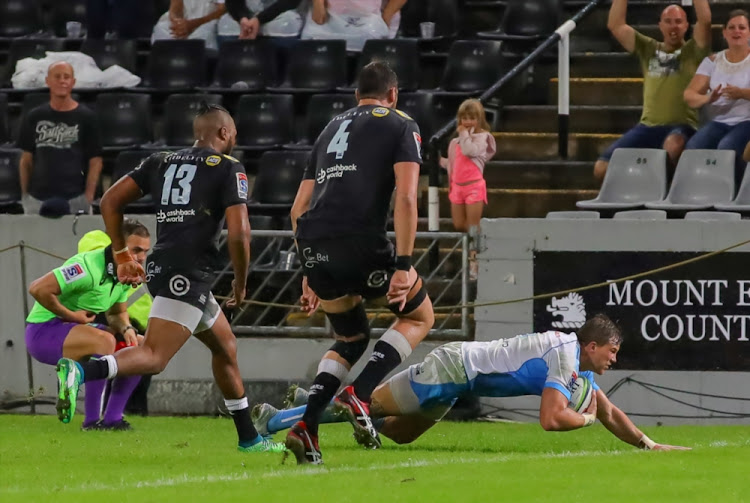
[595,390,691,451]
[539,387,597,431]
[101,176,146,285]
[608,0,636,53]
[225,204,250,308]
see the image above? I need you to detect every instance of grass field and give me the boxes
[2,414,750,503]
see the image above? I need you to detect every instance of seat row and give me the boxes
[577,148,750,213]
[548,210,744,221]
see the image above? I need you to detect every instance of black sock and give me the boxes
[80,358,110,382]
[301,372,340,436]
[231,408,260,447]
[352,341,402,402]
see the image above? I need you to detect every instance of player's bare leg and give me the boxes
[62,325,116,361]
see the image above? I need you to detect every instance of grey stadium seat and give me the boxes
[646,149,735,211]
[715,163,750,212]
[684,211,741,221]
[613,210,667,220]
[577,148,667,210]
[545,211,600,219]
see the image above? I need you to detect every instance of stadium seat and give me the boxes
[0,94,9,145]
[399,0,459,41]
[477,0,561,51]
[0,148,22,213]
[51,0,87,37]
[715,163,750,212]
[112,151,155,213]
[397,92,436,143]
[143,40,207,90]
[21,92,81,118]
[435,40,504,95]
[2,38,66,87]
[206,40,277,92]
[270,40,347,93]
[545,211,600,219]
[249,214,282,270]
[684,211,741,221]
[613,210,667,220]
[247,151,309,214]
[162,93,222,147]
[291,94,357,147]
[96,93,152,149]
[646,149,735,211]
[80,39,137,73]
[0,0,42,38]
[352,39,420,92]
[236,94,294,151]
[577,148,668,211]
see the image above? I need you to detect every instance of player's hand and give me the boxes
[652,443,692,451]
[123,327,138,347]
[299,276,320,315]
[227,279,246,308]
[68,310,96,324]
[708,84,724,103]
[387,268,415,312]
[117,261,146,286]
[722,84,745,100]
[583,389,598,418]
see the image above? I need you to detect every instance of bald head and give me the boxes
[48,61,74,77]
[193,102,237,155]
[661,4,686,22]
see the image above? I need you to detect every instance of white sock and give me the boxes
[380,328,413,361]
[224,396,249,412]
[102,354,118,379]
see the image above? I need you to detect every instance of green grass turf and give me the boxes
[2,414,749,502]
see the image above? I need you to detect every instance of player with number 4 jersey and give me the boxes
[53,103,285,453]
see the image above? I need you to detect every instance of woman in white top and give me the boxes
[684,10,750,186]
[152,0,226,52]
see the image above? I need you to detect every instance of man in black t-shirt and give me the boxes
[17,61,102,215]
[285,61,435,464]
[54,103,285,454]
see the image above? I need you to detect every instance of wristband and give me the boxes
[395,255,411,271]
[639,434,656,450]
[113,246,134,265]
[582,413,596,427]
[122,325,137,337]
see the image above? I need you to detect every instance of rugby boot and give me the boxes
[251,403,280,437]
[55,358,83,424]
[284,421,322,465]
[284,384,309,409]
[238,438,287,453]
[334,385,381,449]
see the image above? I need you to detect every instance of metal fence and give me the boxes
[213,230,473,340]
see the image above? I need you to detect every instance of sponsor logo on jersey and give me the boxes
[206,155,222,166]
[61,263,86,283]
[394,109,413,120]
[546,292,587,329]
[169,274,190,297]
[302,247,329,268]
[145,261,162,282]
[156,208,196,223]
[367,270,388,288]
[413,131,422,160]
[315,163,358,183]
[568,371,578,390]
[371,107,390,117]
[236,172,248,199]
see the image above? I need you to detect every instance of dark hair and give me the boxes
[577,314,623,347]
[357,60,398,100]
[195,101,230,118]
[122,218,149,238]
[726,9,750,28]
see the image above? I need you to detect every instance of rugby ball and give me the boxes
[568,376,593,413]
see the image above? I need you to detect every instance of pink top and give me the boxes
[439,130,496,184]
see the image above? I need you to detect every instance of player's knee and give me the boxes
[327,304,370,366]
[95,333,117,355]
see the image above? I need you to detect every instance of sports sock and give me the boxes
[83,379,106,426]
[225,397,262,447]
[268,401,346,434]
[102,375,141,424]
[80,355,116,382]
[301,372,340,436]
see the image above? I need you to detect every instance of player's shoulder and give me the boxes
[365,106,415,124]
[58,249,102,284]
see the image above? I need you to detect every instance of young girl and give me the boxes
[440,99,496,280]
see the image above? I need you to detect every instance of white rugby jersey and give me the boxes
[461,331,599,400]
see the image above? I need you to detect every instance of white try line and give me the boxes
[3,439,749,495]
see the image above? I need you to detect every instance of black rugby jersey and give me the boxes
[128,147,248,271]
[295,104,422,240]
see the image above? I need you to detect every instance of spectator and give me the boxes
[17,62,102,216]
[684,10,750,188]
[439,99,496,281]
[86,0,152,39]
[218,0,303,43]
[595,0,711,181]
[152,0,227,52]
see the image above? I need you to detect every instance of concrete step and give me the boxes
[492,132,620,161]
[570,52,641,78]
[423,187,599,218]
[483,160,597,190]
[550,78,643,106]
[500,105,641,134]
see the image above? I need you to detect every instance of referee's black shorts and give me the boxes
[297,234,396,301]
